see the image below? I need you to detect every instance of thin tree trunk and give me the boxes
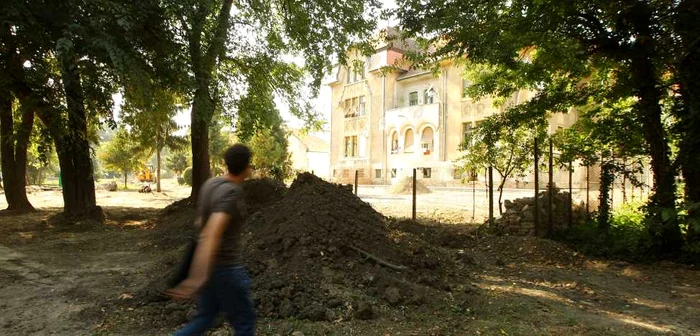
[497,179,506,215]
[0,87,34,213]
[156,147,162,192]
[598,158,614,232]
[124,171,128,189]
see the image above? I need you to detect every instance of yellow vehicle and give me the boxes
[136,164,156,183]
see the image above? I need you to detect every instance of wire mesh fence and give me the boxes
[342,136,654,230]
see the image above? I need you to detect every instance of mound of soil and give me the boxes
[117,173,469,331]
[245,173,460,320]
[387,177,431,195]
[240,177,287,214]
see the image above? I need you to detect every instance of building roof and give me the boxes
[292,131,330,153]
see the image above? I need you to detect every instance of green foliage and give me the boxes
[99,128,146,188]
[183,167,193,186]
[121,88,187,156]
[247,127,293,182]
[208,119,233,170]
[393,0,695,255]
[166,152,189,177]
[557,201,649,260]
[455,123,540,214]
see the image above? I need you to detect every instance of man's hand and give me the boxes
[163,277,206,301]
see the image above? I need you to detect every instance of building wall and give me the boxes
[307,152,330,179]
[287,135,308,172]
[329,56,581,186]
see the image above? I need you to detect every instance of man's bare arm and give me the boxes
[188,212,230,282]
[164,212,230,299]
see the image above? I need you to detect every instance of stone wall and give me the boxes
[493,185,586,236]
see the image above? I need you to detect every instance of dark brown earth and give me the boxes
[1,177,699,335]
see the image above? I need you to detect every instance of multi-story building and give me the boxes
[327,31,578,186]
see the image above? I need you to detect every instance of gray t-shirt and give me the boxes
[196,176,248,266]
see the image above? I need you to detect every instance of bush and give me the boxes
[183,167,193,186]
[177,177,185,185]
[556,201,648,260]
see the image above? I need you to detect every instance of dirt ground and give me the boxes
[0,179,698,335]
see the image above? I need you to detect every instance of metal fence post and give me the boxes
[534,137,540,236]
[354,170,358,196]
[472,178,476,222]
[568,161,573,228]
[488,165,494,227]
[586,164,590,219]
[548,138,554,236]
[412,168,417,221]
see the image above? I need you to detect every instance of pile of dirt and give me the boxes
[244,173,464,320]
[387,177,432,195]
[239,177,287,214]
[117,173,470,331]
[153,178,288,248]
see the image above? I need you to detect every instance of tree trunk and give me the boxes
[626,6,682,255]
[598,158,613,232]
[156,147,162,192]
[190,91,211,199]
[55,55,101,220]
[676,0,700,243]
[497,179,506,215]
[123,171,128,189]
[0,87,34,213]
[187,0,234,200]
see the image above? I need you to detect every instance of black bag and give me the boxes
[168,238,197,287]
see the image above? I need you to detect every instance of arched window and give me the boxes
[421,127,434,154]
[404,129,415,153]
[391,131,399,153]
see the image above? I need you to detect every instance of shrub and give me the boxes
[556,200,648,260]
[183,167,193,186]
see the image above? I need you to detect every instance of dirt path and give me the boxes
[0,208,163,336]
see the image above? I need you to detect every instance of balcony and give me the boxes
[384,103,440,131]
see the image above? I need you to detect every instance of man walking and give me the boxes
[166,144,256,336]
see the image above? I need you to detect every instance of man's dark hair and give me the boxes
[224,144,252,176]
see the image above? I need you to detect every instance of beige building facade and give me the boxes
[327,39,578,186]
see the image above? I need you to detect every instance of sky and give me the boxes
[114,0,397,142]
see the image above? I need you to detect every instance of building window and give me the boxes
[391,131,399,154]
[424,89,434,104]
[422,168,432,178]
[342,169,349,178]
[404,129,415,152]
[462,123,473,144]
[375,169,382,179]
[357,169,365,178]
[348,61,366,84]
[409,91,418,106]
[359,96,366,116]
[462,79,471,98]
[421,127,434,154]
[344,136,358,157]
[333,169,337,177]
[391,168,397,178]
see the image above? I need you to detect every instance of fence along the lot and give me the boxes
[348,137,651,230]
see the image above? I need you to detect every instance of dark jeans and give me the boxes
[173,266,256,336]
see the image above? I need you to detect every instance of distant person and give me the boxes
[165,144,255,336]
